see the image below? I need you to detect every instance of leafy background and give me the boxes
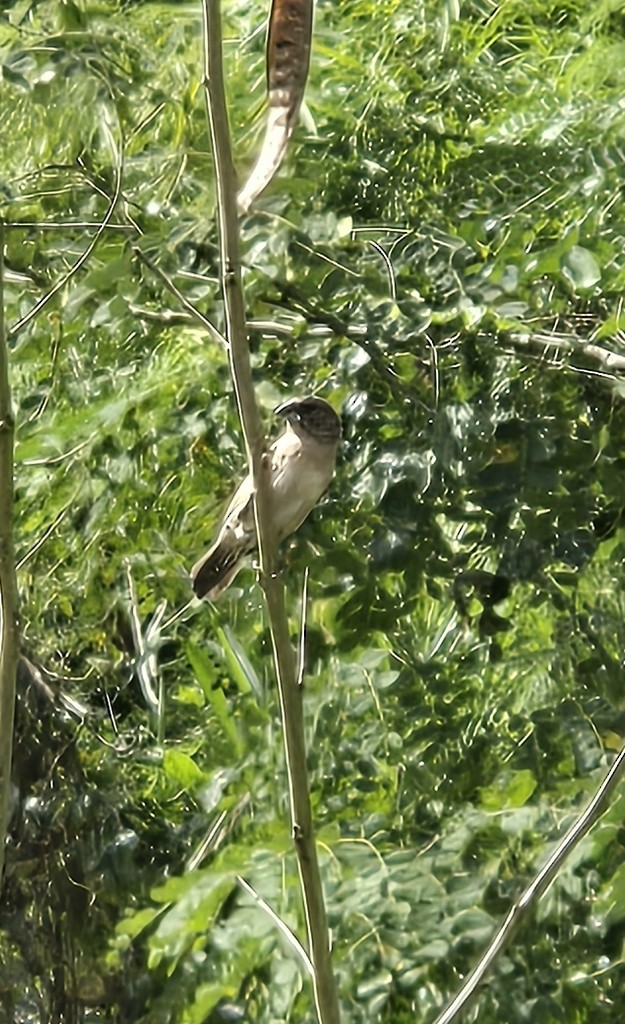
[3,0,625,1021]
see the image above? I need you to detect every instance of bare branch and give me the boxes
[507,329,625,376]
[271,278,430,410]
[6,221,133,232]
[131,246,228,349]
[296,567,309,689]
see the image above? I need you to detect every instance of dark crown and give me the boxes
[280,396,341,444]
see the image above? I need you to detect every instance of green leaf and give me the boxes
[217,625,263,700]
[480,770,538,811]
[187,642,243,754]
[561,245,601,290]
[162,749,204,791]
[595,861,625,926]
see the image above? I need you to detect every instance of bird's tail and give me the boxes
[190,533,245,601]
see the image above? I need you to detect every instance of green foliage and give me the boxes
[3,0,625,1022]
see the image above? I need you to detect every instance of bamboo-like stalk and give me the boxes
[0,218,20,890]
[200,4,340,1023]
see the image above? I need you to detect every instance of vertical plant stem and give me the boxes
[200,5,340,1023]
[0,219,19,890]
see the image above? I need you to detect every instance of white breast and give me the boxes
[269,431,335,540]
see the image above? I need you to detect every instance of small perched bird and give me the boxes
[191,396,341,601]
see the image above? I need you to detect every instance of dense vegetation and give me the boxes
[3,0,625,1021]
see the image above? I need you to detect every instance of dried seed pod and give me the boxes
[237,0,313,214]
[267,0,313,106]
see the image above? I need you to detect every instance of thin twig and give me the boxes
[367,239,397,300]
[506,330,625,375]
[131,246,228,348]
[271,279,429,410]
[433,742,625,1024]
[6,221,133,231]
[297,567,309,688]
[201,4,340,1022]
[15,498,73,570]
[187,811,228,873]
[127,303,193,326]
[237,875,315,977]
[0,219,20,890]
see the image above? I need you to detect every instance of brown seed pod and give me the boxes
[267,0,313,106]
[237,0,314,214]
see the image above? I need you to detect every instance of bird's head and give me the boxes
[274,396,341,445]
